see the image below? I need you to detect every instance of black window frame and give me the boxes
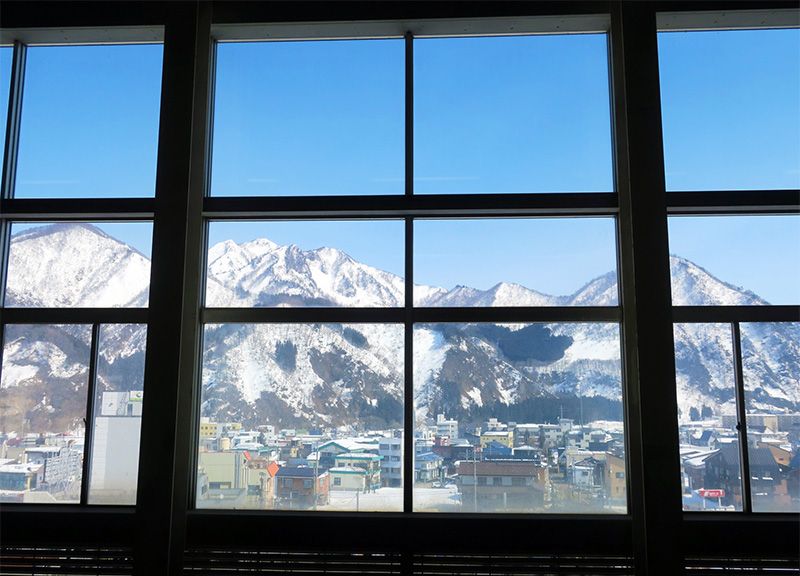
[0,3,796,575]
[0,31,163,507]
[197,14,625,517]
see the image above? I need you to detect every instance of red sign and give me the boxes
[698,489,725,498]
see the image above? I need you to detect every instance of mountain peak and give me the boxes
[669,254,766,306]
[7,222,150,308]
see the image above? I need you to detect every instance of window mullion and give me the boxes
[0,41,26,314]
[403,30,415,514]
[1,40,25,202]
[79,322,101,505]
[731,321,753,513]
[403,219,414,512]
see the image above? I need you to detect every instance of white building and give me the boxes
[379,437,402,487]
[90,392,143,504]
[436,414,459,439]
[330,467,367,491]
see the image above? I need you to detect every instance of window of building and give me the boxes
[197,17,625,515]
[0,40,162,505]
[661,24,800,514]
[659,28,800,191]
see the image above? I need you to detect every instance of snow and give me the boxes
[465,386,483,408]
[317,486,460,512]
[0,363,38,387]
[4,223,799,426]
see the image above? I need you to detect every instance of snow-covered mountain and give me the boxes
[206,238,404,308]
[1,223,797,433]
[5,223,151,308]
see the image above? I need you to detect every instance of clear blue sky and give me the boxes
[1,29,798,301]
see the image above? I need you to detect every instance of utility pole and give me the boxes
[472,445,478,513]
[313,441,318,511]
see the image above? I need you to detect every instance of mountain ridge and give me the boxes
[1,223,797,433]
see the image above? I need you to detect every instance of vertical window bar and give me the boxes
[1,40,25,201]
[188,61,215,506]
[403,30,415,513]
[403,216,413,513]
[0,323,5,394]
[80,322,101,505]
[404,31,413,198]
[0,220,9,310]
[0,42,26,314]
[731,321,753,513]
[608,6,642,536]
[203,39,218,202]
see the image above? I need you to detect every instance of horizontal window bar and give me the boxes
[202,306,619,324]
[666,190,800,215]
[0,198,156,219]
[414,306,620,323]
[1,307,148,323]
[0,26,164,45]
[203,193,619,219]
[211,14,611,39]
[657,7,800,31]
[203,308,403,323]
[672,305,800,323]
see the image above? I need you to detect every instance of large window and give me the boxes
[0,41,162,505]
[660,25,800,514]
[1,5,798,574]
[197,19,627,515]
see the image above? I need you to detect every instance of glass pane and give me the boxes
[413,323,625,513]
[0,46,12,163]
[197,323,404,511]
[0,324,91,503]
[414,218,618,307]
[740,322,800,513]
[15,44,163,198]
[674,323,742,511]
[206,221,404,307]
[5,222,152,308]
[659,29,800,191]
[211,40,404,196]
[415,34,612,194]
[88,324,147,505]
[669,215,800,306]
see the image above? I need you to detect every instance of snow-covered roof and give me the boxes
[329,467,367,475]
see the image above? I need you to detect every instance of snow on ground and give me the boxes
[318,486,460,512]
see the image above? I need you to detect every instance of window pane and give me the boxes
[659,29,800,191]
[669,215,800,306]
[414,218,618,307]
[211,40,404,197]
[88,324,147,505]
[5,222,152,308]
[0,46,11,163]
[15,44,163,198]
[413,323,625,513]
[205,221,404,307]
[0,324,91,504]
[674,323,742,511]
[415,34,613,194]
[197,323,404,511]
[740,322,800,513]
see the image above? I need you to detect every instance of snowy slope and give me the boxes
[2,224,797,431]
[5,224,150,308]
